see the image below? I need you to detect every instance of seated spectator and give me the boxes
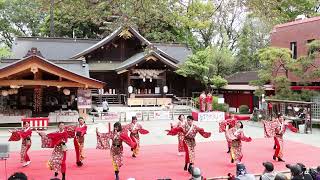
[286,164,303,180]
[317,166,320,180]
[235,163,255,180]
[274,173,288,180]
[296,163,312,180]
[260,162,276,180]
[8,172,28,180]
[189,167,205,180]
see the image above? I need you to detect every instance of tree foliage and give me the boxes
[176,46,234,87]
[210,75,228,89]
[0,0,45,46]
[246,0,320,25]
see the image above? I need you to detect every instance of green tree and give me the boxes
[210,75,228,94]
[0,46,11,59]
[0,0,45,46]
[176,46,234,87]
[174,0,217,50]
[247,0,320,25]
[234,16,269,72]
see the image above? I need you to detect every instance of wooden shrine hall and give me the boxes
[0,49,104,123]
[5,25,202,106]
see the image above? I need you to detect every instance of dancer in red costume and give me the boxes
[170,114,186,156]
[96,122,136,180]
[206,92,213,112]
[199,91,206,112]
[219,115,237,153]
[8,121,32,167]
[263,114,297,162]
[124,116,149,158]
[226,121,252,163]
[38,122,68,180]
[167,115,211,173]
[74,117,87,167]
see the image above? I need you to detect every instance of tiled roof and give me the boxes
[226,71,259,84]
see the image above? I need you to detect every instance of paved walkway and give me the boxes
[1,120,320,152]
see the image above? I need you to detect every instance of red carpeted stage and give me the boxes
[1,138,320,180]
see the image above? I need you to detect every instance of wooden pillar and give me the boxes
[33,69,43,114]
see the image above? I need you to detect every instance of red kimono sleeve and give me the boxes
[219,121,226,133]
[8,131,21,141]
[120,131,137,149]
[39,133,54,148]
[166,127,183,136]
[75,125,87,136]
[286,123,298,133]
[96,131,111,150]
[47,131,68,146]
[18,129,32,139]
[65,125,76,138]
[138,128,149,134]
[197,128,211,138]
[238,131,252,142]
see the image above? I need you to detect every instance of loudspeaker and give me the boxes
[0,143,9,159]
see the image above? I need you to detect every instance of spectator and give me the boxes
[235,163,255,180]
[8,172,28,180]
[190,167,205,180]
[274,173,288,180]
[260,162,276,180]
[102,99,109,112]
[286,164,303,180]
[317,166,320,180]
[296,163,312,180]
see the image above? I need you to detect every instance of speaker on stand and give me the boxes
[0,143,9,180]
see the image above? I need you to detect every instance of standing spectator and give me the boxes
[235,163,255,180]
[260,162,276,180]
[286,164,303,180]
[102,99,109,112]
[274,173,288,180]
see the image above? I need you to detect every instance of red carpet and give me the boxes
[1,138,320,180]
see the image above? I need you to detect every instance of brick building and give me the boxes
[270,15,320,86]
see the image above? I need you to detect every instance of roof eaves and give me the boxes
[128,26,152,45]
[115,51,178,72]
[0,55,105,85]
[70,26,123,59]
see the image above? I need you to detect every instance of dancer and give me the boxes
[74,117,87,167]
[264,114,297,162]
[167,115,211,173]
[206,92,213,112]
[219,115,237,153]
[199,91,206,112]
[125,116,149,158]
[170,114,186,156]
[8,121,32,167]
[38,122,68,180]
[96,122,136,180]
[226,121,252,163]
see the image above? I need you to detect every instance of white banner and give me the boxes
[126,111,143,121]
[154,111,170,120]
[198,112,225,122]
[101,112,119,121]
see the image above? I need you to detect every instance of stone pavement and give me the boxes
[1,119,320,152]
